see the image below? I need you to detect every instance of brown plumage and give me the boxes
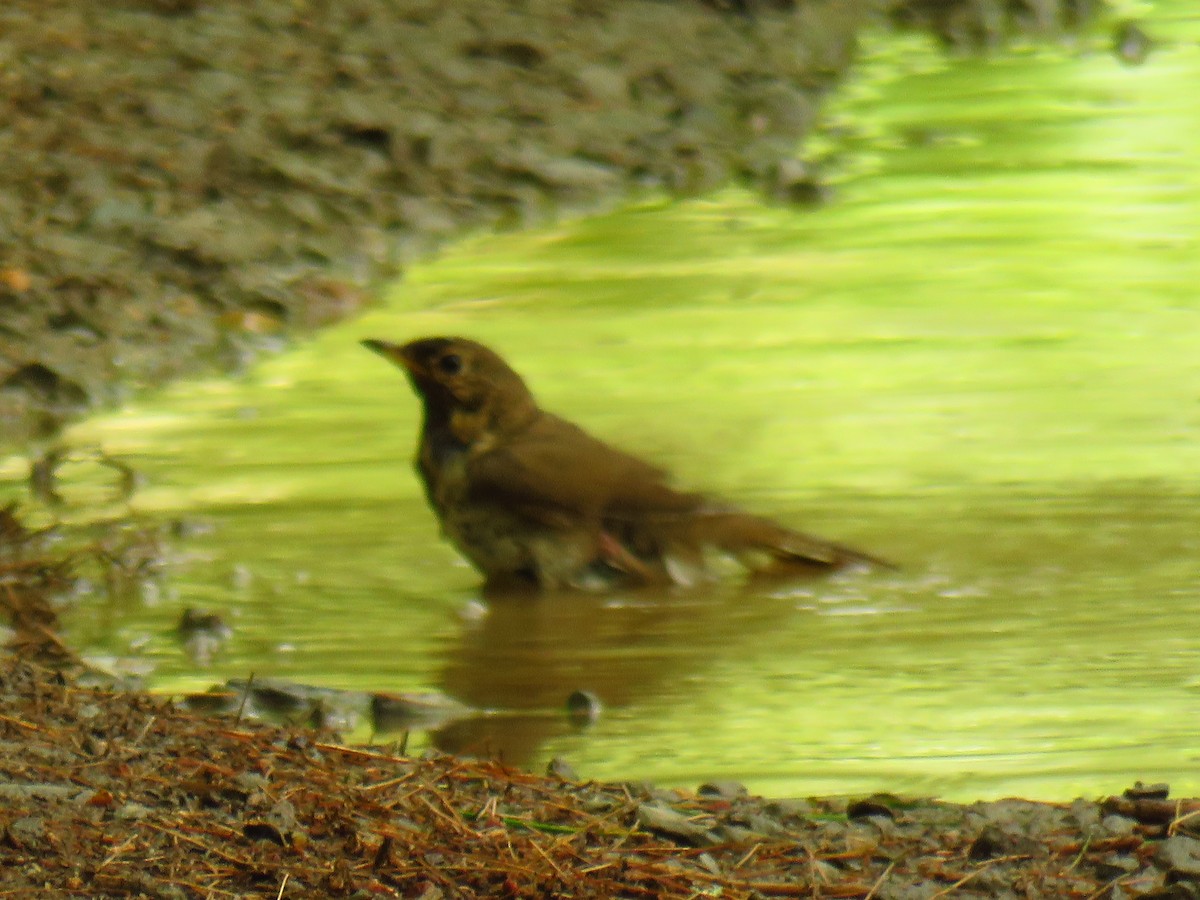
[363,336,885,590]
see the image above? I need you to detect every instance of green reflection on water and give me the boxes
[3,7,1199,800]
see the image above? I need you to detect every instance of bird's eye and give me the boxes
[437,353,463,376]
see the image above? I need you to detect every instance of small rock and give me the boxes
[8,816,45,847]
[0,782,75,804]
[1069,798,1102,831]
[1094,852,1140,880]
[636,804,718,846]
[1126,782,1170,801]
[1157,835,1200,878]
[715,824,759,844]
[566,690,602,727]
[697,780,748,800]
[696,852,721,876]
[77,703,102,720]
[764,798,814,821]
[81,735,108,756]
[235,772,269,793]
[847,797,896,821]
[968,824,1041,861]
[114,802,153,821]
[1113,21,1153,66]
[1102,814,1139,836]
[267,798,298,834]
[371,690,473,732]
[546,757,579,782]
[739,812,791,838]
[580,792,620,814]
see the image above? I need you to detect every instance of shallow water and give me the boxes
[3,7,1199,800]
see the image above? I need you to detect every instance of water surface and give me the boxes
[3,7,1198,800]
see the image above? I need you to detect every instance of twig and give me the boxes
[96,833,139,872]
[528,836,569,880]
[733,842,761,871]
[234,671,255,726]
[1085,871,1151,900]
[315,741,413,764]
[357,772,420,793]
[928,855,1030,898]
[0,712,38,731]
[130,714,157,748]
[1067,834,1091,871]
[477,795,499,823]
[864,859,896,900]
[146,822,257,869]
[417,792,472,837]
[1169,803,1200,836]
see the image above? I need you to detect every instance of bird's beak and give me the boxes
[361,339,420,374]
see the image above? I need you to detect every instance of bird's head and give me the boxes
[362,336,537,439]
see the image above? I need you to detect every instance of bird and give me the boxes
[363,336,885,591]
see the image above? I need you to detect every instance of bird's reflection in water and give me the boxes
[428,575,834,765]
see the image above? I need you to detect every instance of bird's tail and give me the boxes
[675,506,891,576]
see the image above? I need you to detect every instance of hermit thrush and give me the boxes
[363,337,884,590]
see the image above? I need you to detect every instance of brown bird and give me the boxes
[363,336,884,591]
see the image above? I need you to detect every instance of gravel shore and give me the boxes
[1,657,1189,899]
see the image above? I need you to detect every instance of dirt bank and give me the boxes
[0,0,1094,451]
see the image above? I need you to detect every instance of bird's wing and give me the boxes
[467,412,891,576]
[465,412,701,527]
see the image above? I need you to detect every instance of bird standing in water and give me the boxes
[363,336,884,591]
